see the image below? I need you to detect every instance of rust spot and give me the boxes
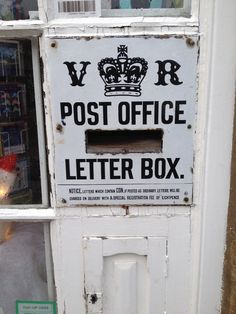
[57,139,65,144]
[144,34,172,39]
[158,34,171,39]
[56,123,63,133]
[90,294,98,304]
[76,36,103,41]
[61,198,67,204]
[84,36,93,41]
[122,205,129,215]
[175,35,184,39]
[186,38,195,48]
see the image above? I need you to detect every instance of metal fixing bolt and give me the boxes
[186,38,195,48]
[187,124,192,129]
[51,41,57,48]
[61,198,67,204]
[184,197,189,203]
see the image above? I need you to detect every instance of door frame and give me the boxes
[196,0,236,312]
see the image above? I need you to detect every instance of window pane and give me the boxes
[0,40,42,205]
[102,0,184,9]
[0,0,38,20]
[0,222,55,314]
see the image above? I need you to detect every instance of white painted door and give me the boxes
[44,28,197,313]
[49,212,191,314]
[83,237,167,314]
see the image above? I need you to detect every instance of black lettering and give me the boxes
[64,61,91,86]
[65,159,76,179]
[76,159,86,179]
[141,158,153,179]
[131,102,142,125]
[118,102,130,125]
[154,101,159,124]
[86,159,96,179]
[121,159,133,179]
[155,60,183,86]
[166,158,180,179]
[60,102,72,125]
[155,158,166,179]
[97,159,109,179]
[74,102,86,125]
[110,159,120,179]
[162,101,174,124]
[100,102,112,125]
[142,101,153,124]
[175,101,186,124]
[87,102,99,125]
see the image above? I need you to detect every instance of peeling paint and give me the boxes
[90,294,98,304]
[122,205,130,216]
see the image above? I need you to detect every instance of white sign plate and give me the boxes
[47,36,198,205]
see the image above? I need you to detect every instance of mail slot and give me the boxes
[86,129,163,154]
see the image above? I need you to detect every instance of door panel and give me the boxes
[83,237,167,314]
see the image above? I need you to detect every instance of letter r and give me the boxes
[155,60,183,86]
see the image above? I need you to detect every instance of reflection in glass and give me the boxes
[0,40,42,205]
[102,0,184,9]
[0,223,54,314]
[0,0,38,20]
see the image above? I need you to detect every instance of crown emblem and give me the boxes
[98,45,148,96]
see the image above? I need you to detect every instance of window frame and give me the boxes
[44,0,197,21]
[0,31,50,215]
[0,0,198,218]
[0,8,54,306]
[101,0,191,18]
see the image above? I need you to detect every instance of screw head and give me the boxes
[61,198,67,204]
[184,197,189,203]
[51,42,57,48]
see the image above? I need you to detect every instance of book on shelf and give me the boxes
[0,83,26,119]
[0,40,21,76]
[0,124,27,155]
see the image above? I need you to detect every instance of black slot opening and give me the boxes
[86,129,163,154]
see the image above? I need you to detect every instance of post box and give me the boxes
[47,36,198,206]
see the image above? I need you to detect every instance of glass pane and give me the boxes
[0,222,55,314]
[102,0,184,9]
[0,40,42,205]
[0,0,38,20]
